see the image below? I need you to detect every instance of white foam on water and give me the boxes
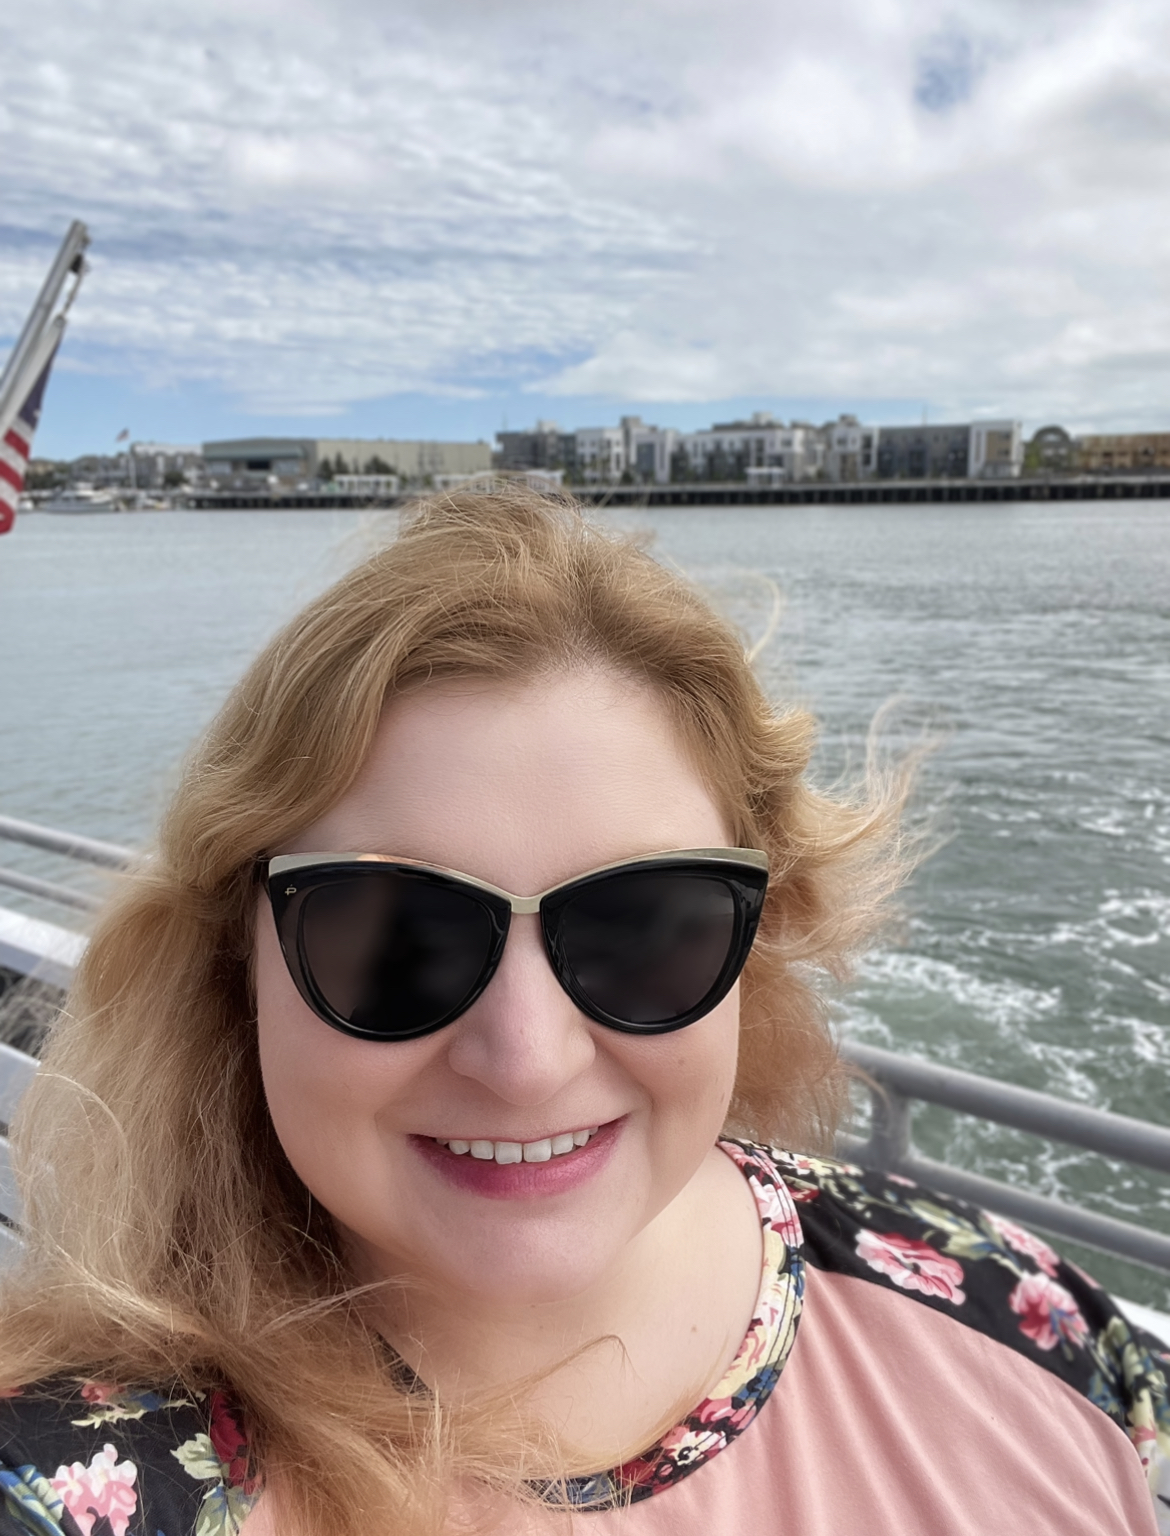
[853,948,1062,1031]
[831,1002,896,1049]
[842,948,1117,1109]
[1050,890,1170,952]
[1078,809,1130,838]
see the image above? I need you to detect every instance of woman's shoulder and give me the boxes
[756,1143,1170,1506]
[0,1378,257,1536]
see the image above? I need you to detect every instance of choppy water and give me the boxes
[2,504,1168,1304]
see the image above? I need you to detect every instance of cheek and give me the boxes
[253,911,422,1193]
[621,988,741,1129]
[684,994,741,1118]
[255,909,340,1111]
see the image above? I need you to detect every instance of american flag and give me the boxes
[0,342,59,535]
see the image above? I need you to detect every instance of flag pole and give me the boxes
[0,221,88,428]
[0,222,90,533]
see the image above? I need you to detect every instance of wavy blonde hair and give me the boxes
[0,491,909,1534]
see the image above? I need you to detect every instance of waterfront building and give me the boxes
[436,469,565,494]
[125,443,204,492]
[679,414,822,483]
[876,423,972,480]
[334,473,400,500]
[495,423,576,475]
[203,439,310,485]
[497,413,1029,487]
[820,415,879,482]
[573,426,626,482]
[969,421,1023,479]
[623,418,678,484]
[319,438,492,480]
[500,418,677,484]
[1024,425,1076,475]
[58,443,201,493]
[202,436,492,489]
[1075,432,1170,474]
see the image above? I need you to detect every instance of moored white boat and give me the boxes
[38,484,119,514]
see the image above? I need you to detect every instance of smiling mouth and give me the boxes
[430,1128,601,1165]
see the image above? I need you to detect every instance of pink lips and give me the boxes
[412,1119,622,1200]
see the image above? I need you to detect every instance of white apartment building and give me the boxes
[574,426,626,482]
[623,417,679,484]
[681,413,823,483]
[820,416,880,482]
[969,420,1023,479]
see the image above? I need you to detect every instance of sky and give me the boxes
[3,0,1169,458]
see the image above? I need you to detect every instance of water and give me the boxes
[2,504,1168,1305]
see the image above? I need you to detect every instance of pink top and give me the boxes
[0,1142,1166,1535]
[521,1141,1170,1534]
[569,1263,1161,1534]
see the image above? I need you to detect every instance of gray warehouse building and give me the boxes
[203,436,493,486]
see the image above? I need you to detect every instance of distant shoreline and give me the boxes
[181,473,1170,511]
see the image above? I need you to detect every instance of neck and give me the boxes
[354,1145,763,1466]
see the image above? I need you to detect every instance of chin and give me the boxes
[444,1243,619,1309]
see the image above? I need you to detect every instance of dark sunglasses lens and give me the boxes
[299,872,498,1037]
[556,871,740,1026]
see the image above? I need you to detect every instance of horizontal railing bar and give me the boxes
[0,866,101,912]
[0,906,87,992]
[0,1045,38,1126]
[841,1040,1170,1174]
[0,1137,22,1229]
[0,1222,23,1268]
[0,815,133,870]
[837,1133,1170,1274]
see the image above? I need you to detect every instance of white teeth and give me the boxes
[437,1128,601,1162]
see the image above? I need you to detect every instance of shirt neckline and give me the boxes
[547,1138,805,1510]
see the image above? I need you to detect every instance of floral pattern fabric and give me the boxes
[0,1143,1166,1533]
[0,1384,256,1536]
[773,1148,1170,1531]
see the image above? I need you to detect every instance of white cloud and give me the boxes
[2,0,1169,430]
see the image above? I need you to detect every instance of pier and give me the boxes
[573,474,1170,507]
[182,473,1170,511]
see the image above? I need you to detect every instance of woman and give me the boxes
[0,491,1164,1536]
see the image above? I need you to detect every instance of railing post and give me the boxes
[867,1084,912,1170]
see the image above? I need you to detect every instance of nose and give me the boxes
[444,912,597,1105]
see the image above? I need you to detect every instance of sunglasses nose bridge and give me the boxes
[446,911,597,1103]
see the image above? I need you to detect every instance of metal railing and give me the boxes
[838,1041,1170,1273]
[0,813,132,912]
[2,812,1169,1276]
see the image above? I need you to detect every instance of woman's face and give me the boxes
[255,669,742,1309]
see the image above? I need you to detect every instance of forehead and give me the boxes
[286,669,730,893]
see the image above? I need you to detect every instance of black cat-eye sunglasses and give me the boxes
[257,847,769,1042]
